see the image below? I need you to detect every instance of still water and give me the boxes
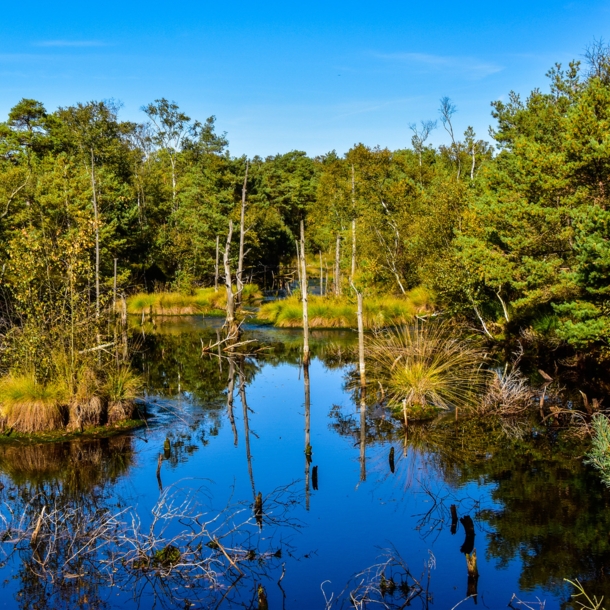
[0,318,608,609]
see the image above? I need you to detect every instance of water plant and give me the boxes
[365,321,489,419]
[584,414,610,488]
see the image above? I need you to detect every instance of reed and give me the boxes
[257,288,432,329]
[127,285,262,316]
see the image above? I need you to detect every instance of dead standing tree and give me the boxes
[300,220,310,367]
[223,220,238,338]
[235,162,249,309]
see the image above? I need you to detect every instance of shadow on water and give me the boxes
[1,319,610,608]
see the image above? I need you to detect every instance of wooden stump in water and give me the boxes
[163,437,171,460]
[450,504,458,535]
[312,465,318,490]
[389,446,395,474]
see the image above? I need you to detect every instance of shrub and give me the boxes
[585,414,610,488]
[479,368,535,416]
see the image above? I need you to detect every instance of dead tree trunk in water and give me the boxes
[334,233,341,296]
[300,221,310,366]
[214,235,220,292]
[351,164,356,283]
[236,162,249,308]
[223,220,237,337]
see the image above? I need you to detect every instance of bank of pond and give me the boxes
[0,319,606,609]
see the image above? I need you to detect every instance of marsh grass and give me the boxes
[127,285,262,316]
[366,321,489,418]
[0,373,68,432]
[257,288,433,329]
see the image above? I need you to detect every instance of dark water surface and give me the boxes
[0,317,609,609]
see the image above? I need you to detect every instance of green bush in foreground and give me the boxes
[585,414,610,488]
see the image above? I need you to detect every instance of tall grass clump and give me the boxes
[127,284,262,316]
[585,414,610,488]
[105,366,142,424]
[257,291,430,329]
[0,373,67,432]
[366,321,489,419]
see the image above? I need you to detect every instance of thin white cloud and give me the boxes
[34,40,107,48]
[374,52,503,79]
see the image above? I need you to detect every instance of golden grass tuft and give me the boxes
[0,373,67,433]
[127,285,262,316]
[257,288,432,329]
[366,321,489,416]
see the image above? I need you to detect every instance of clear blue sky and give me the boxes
[1,1,608,157]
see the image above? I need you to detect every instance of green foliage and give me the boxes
[585,414,610,487]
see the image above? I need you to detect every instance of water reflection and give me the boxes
[1,320,610,609]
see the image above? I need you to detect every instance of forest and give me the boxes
[3,48,610,389]
[2,43,610,609]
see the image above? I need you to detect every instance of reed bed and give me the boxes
[127,285,262,316]
[257,288,433,329]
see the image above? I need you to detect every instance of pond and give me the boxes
[0,317,608,609]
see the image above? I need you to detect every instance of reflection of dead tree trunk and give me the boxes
[239,359,256,503]
[450,504,458,535]
[466,549,479,603]
[304,363,311,510]
[227,359,238,446]
[359,388,366,483]
[460,515,475,554]
[236,162,249,308]
[334,233,341,296]
[300,221,310,366]
[350,281,366,390]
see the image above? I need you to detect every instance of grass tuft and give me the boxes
[366,321,489,417]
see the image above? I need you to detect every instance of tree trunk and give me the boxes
[351,164,356,282]
[334,233,341,296]
[90,149,100,320]
[319,251,323,296]
[214,235,220,292]
[236,162,249,307]
[223,220,236,336]
[300,221,310,366]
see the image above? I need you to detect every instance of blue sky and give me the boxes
[1,1,608,156]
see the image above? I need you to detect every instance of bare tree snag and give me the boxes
[319,251,323,296]
[334,233,341,296]
[351,164,357,282]
[214,235,220,292]
[223,220,237,336]
[236,162,249,307]
[90,149,100,320]
[350,280,366,390]
[300,220,310,366]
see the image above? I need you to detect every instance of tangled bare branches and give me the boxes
[0,482,300,608]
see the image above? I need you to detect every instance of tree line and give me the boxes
[1,43,610,370]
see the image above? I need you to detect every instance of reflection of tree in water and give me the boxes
[329,405,610,607]
[0,436,134,610]
[0,433,300,609]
